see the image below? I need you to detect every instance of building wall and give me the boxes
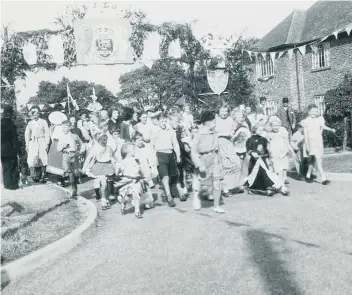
[247,34,352,111]
[302,34,352,106]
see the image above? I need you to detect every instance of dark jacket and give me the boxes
[275,106,297,132]
[1,117,19,159]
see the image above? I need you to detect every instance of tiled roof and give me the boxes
[254,1,352,51]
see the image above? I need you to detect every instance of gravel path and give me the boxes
[3,178,352,295]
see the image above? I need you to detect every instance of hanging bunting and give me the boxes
[168,39,182,59]
[60,102,67,108]
[278,51,285,58]
[260,52,266,60]
[310,43,318,54]
[298,44,307,55]
[246,50,252,61]
[27,103,33,110]
[49,103,56,108]
[38,104,45,110]
[253,52,258,60]
[333,30,339,39]
[346,25,352,36]
[269,52,276,65]
[287,49,294,59]
[48,34,64,64]
[22,42,37,65]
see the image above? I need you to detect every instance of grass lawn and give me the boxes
[323,153,352,173]
[1,185,87,265]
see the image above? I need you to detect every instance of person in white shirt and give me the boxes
[57,121,85,198]
[151,113,185,207]
[267,116,296,195]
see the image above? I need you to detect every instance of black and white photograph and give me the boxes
[1,0,352,294]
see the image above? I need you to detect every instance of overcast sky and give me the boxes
[1,0,316,106]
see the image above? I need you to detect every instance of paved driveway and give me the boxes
[3,178,352,295]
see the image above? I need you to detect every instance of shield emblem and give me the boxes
[96,38,114,58]
[207,69,229,95]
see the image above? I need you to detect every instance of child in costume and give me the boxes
[133,132,155,188]
[245,124,282,196]
[301,104,336,185]
[83,133,117,210]
[267,116,295,195]
[116,144,155,218]
[57,121,85,198]
[191,111,225,214]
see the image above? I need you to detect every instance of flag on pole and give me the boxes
[66,84,79,112]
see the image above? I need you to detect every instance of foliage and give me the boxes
[323,73,352,147]
[14,111,29,175]
[119,60,186,109]
[28,78,119,113]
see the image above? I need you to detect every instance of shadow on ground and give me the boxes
[245,229,304,295]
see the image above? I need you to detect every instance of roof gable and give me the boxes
[255,1,352,51]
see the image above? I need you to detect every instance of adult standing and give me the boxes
[25,107,50,182]
[275,97,296,138]
[1,105,20,189]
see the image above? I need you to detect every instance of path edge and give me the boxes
[1,194,97,287]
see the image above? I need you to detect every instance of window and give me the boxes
[314,95,325,116]
[256,56,275,78]
[312,42,330,70]
[265,100,278,116]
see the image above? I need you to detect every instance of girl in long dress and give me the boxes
[25,107,50,182]
[232,110,251,189]
[215,104,242,197]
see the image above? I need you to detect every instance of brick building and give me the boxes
[246,1,352,115]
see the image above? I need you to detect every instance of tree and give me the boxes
[28,78,119,112]
[119,60,186,109]
[224,36,259,108]
[324,73,352,149]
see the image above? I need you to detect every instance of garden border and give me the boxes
[1,192,98,288]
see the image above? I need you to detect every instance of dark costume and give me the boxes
[1,113,20,189]
[245,134,281,193]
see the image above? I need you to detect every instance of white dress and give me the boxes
[25,119,50,167]
[267,127,290,171]
[301,116,325,156]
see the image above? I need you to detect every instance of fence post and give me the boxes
[343,117,348,150]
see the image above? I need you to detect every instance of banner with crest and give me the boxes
[74,19,134,65]
[206,69,229,95]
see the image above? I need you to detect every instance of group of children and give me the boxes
[53,101,335,219]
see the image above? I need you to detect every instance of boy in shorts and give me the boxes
[57,120,85,198]
[191,111,225,214]
[151,113,185,207]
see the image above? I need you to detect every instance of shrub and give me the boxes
[324,73,352,148]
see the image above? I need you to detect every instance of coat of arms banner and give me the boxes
[207,69,229,95]
[74,19,133,65]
